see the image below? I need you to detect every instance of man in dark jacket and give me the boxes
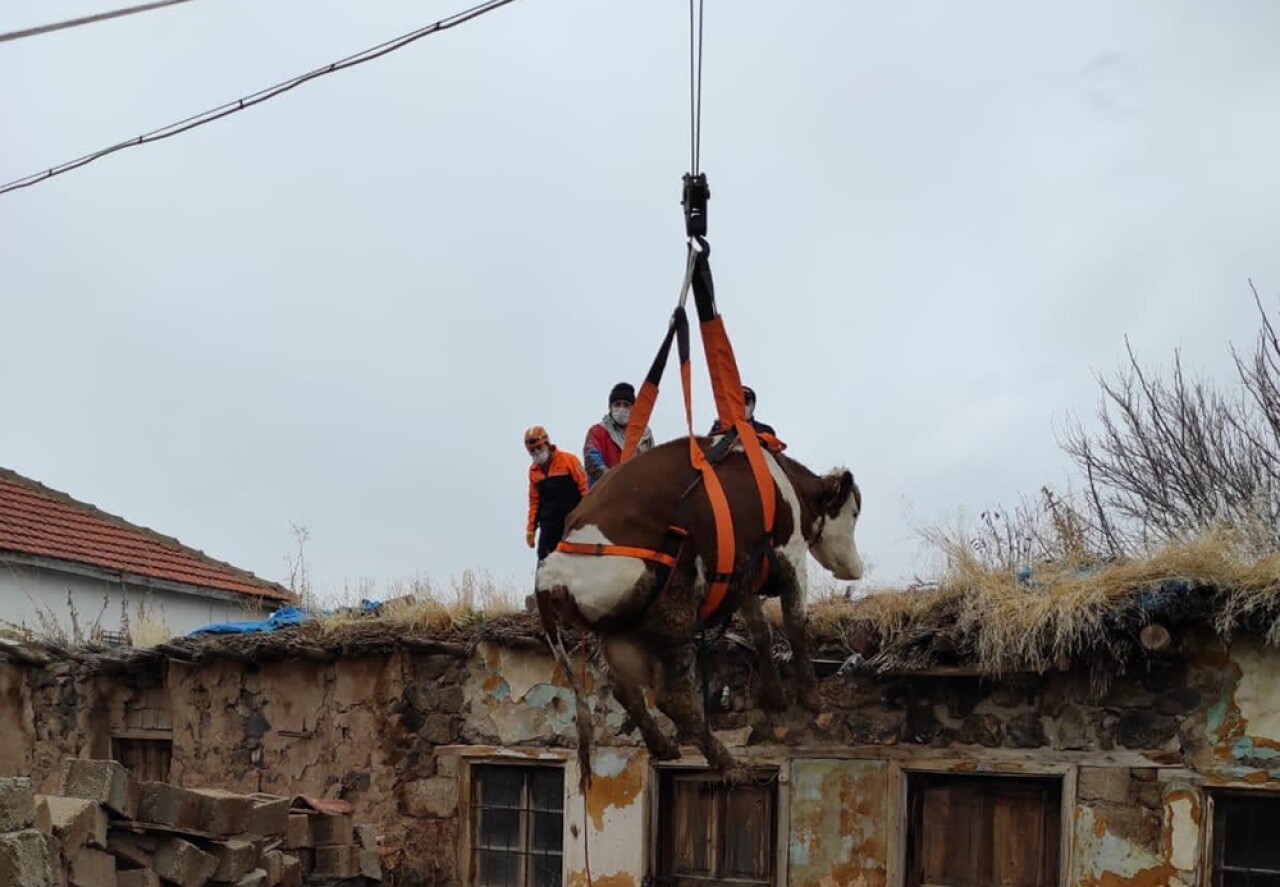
[524,425,589,561]
[709,385,776,436]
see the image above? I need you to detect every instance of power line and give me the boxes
[0,0,203,45]
[0,0,522,198]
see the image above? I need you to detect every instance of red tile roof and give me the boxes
[0,467,294,602]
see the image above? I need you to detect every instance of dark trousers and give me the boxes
[536,519,565,561]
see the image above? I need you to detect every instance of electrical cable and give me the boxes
[0,0,203,45]
[0,0,522,197]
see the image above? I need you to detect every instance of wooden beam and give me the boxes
[1140,624,1172,652]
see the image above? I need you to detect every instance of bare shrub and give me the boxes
[1062,281,1280,555]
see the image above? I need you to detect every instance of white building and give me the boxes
[0,467,294,643]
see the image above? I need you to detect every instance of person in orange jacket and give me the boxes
[524,425,589,562]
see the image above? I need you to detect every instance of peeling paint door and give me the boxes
[656,770,776,886]
[906,774,1061,887]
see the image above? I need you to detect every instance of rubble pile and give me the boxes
[0,761,382,887]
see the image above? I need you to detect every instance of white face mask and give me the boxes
[611,406,631,426]
[745,403,755,420]
[532,447,550,465]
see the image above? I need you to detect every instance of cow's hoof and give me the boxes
[651,739,681,761]
[759,684,789,713]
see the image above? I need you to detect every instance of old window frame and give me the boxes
[889,761,1076,887]
[453,750,572,887]
[110,732,173,784]
[647,760,787,887]
[1204,787,1280,887]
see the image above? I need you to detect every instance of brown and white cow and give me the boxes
[534,435,863,780]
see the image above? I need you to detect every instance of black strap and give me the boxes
[689,237,717,323]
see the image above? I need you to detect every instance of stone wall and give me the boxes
[0,628,1278,885]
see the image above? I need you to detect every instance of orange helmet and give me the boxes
[523,425,549,452]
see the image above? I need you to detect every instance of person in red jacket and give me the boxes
[525,426,589,561]
[582,382,654,488]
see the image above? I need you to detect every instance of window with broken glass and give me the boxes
[906,772,1062,887]
[471,764,565,887]
[1213,792,1280,887]
[655,769,776,887]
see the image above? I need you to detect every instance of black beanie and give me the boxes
[609,382,636,405]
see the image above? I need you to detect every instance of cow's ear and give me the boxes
[823,469,855,514]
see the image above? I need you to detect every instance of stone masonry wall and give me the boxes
[0,628,1277,885]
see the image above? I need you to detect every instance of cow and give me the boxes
[533,434,863,784]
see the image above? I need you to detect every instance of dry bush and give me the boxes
[314,569,520,637]
[807,517,1280,679]
[126,596,173,648]
[1063,281,1280,554]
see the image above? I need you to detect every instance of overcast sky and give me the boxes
[3,0,1279,605]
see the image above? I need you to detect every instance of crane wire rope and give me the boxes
[688,0,705,175]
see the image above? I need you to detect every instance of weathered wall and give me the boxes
[789,759,889,887]
[0,559,266,638]
[1,629,1279,885]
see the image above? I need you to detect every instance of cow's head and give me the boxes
[808,469,864,580]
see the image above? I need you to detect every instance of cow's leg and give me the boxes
[600,635,679,760]
[737,593,789,712]
[654,641,742,779]
[775,557,823,714]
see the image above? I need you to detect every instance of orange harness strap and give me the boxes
[554,541,679,570]
[562,241,773,625]
[679,323,737,621]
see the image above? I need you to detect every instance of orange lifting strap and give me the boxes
[557,235,779,624]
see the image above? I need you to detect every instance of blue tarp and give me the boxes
[186,599,385,637]
[187,605,312,636]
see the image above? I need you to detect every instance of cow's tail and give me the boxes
[534,587,595,887]
[534,588,594,796]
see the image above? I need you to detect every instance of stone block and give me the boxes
[32,796,54,835]
[59,761,137,821]
[353,824,377,851]
[312,845,358,879]
[47,797,109,852]
[153,837,218,887]
[283,816,310,850]
[408,777,458,818]
[0,828,56,887]
[116,870,160,887]
[434,754,460,779]
[1,777,37,832]
[278,853,301,887]
[227,870,266,887]
[245,795,290,839]
[190,790,254,838]
[421,713,454,745]
[1114,711,1179,749]
[105,831,156,870]
[307,813,353,847]
[1078,767,1130,804]
[137,783,202,830]
[1005,712,1047,748]
[260,849,284,885]
[211,839,257,883]
[359,848,382,881]
[68,847,117,887]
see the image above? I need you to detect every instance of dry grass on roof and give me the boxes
[804,524,1280,678]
